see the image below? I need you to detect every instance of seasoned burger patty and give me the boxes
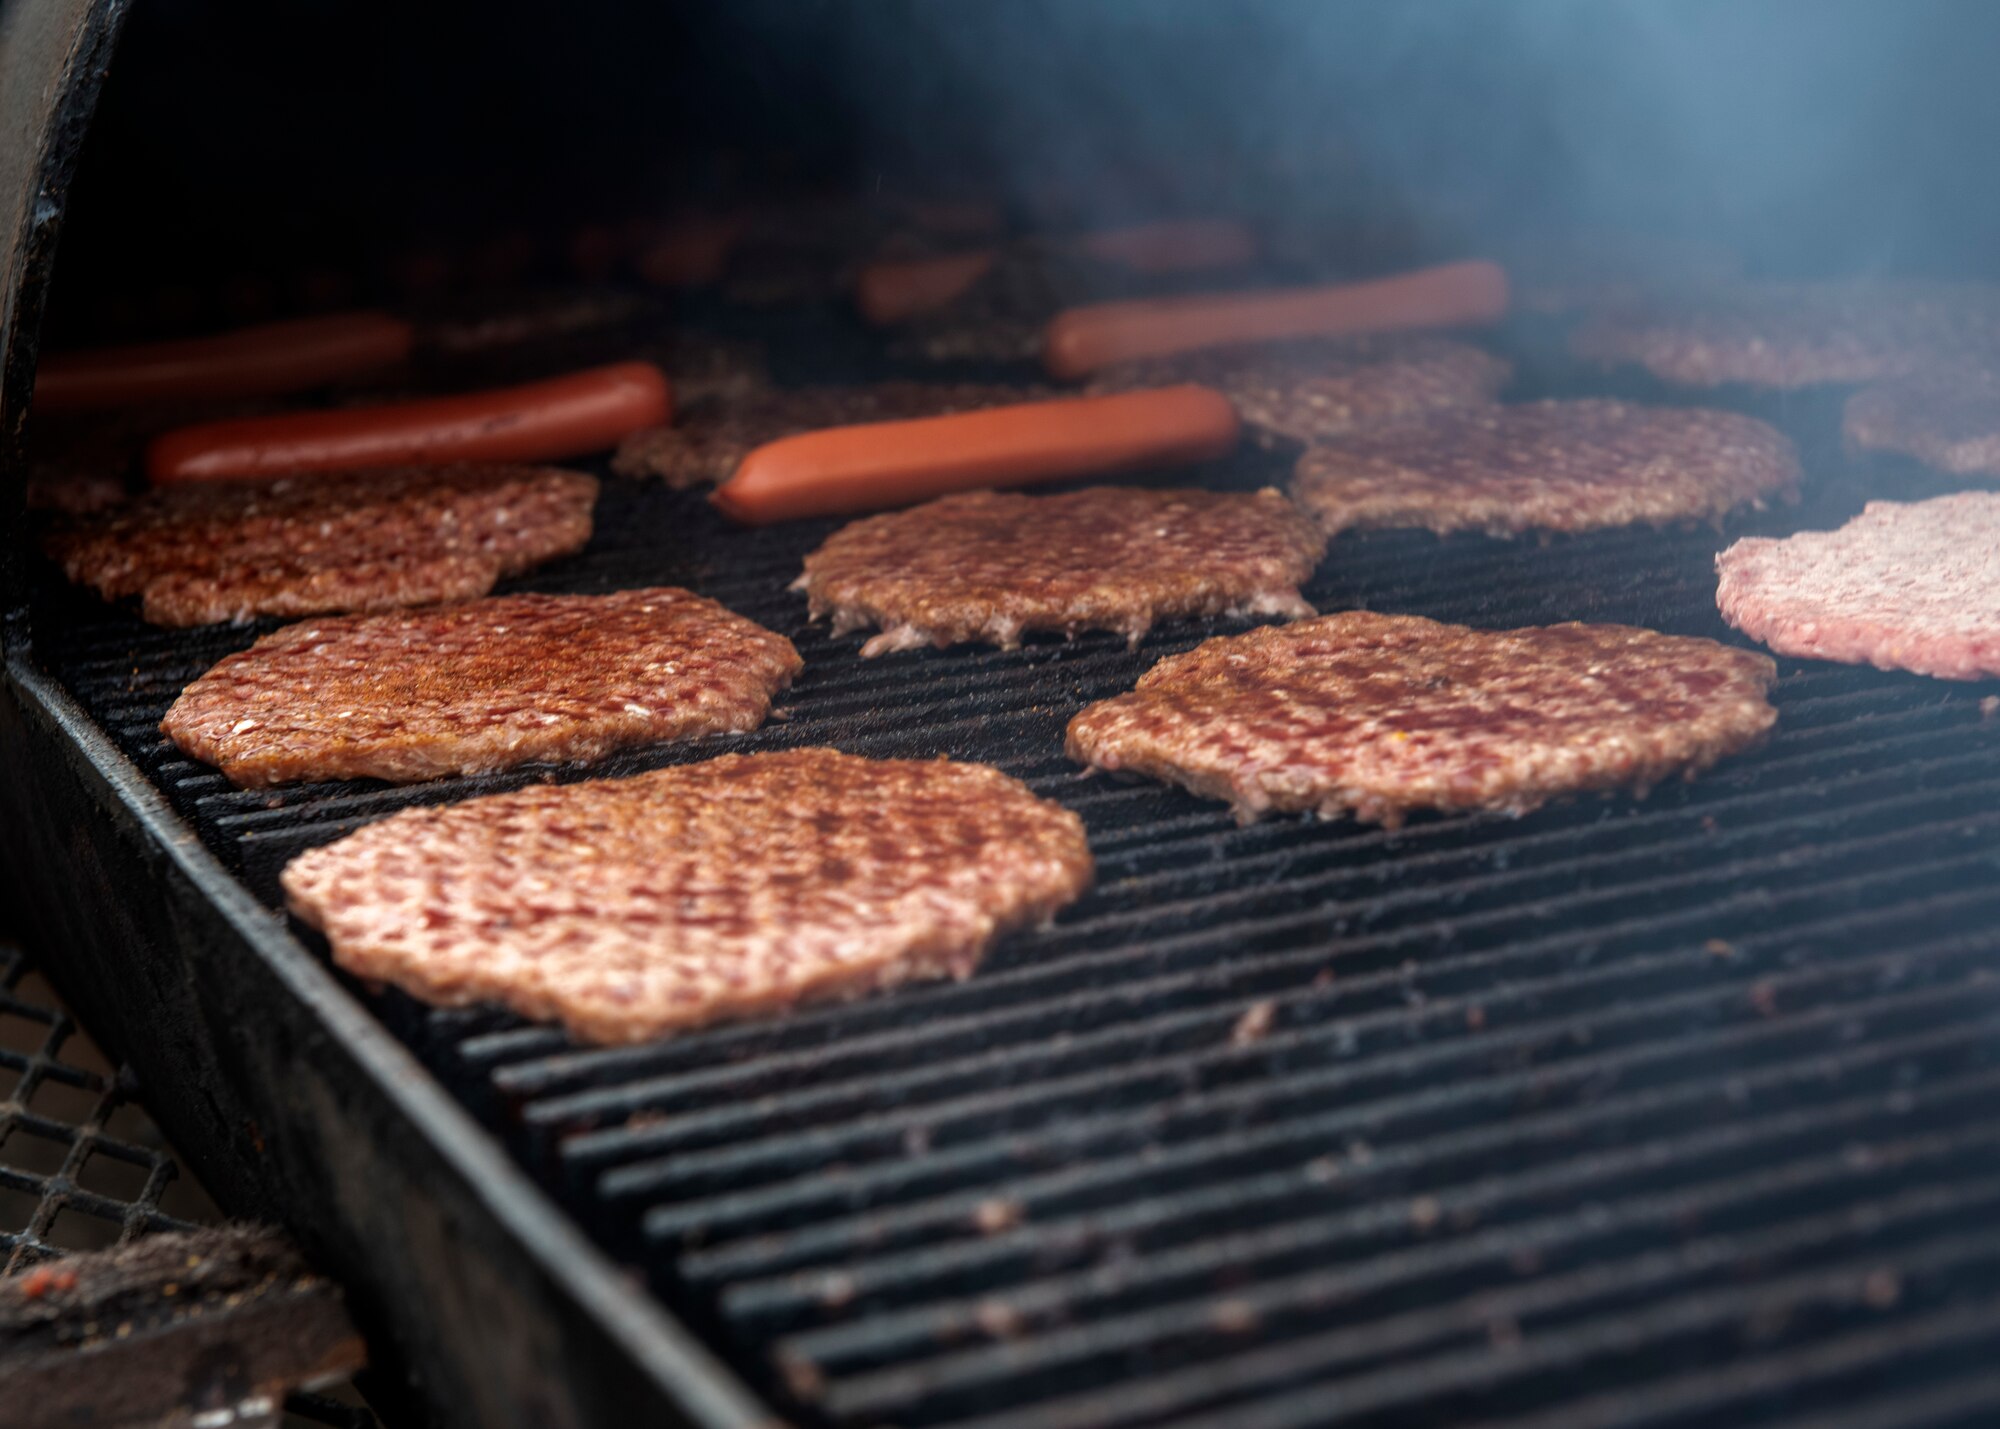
[634,330,770,406]
[1716,492,2000,681]
[161,589,800,787]
[1290,399,1799,538]
[1841,369,2000,477]
[1066,612,1779,826]
[281,749,1094,1044]
[44,465,596,626]
[611,381,1042,487]
[883,247,1081,365]
[1086,336,1511,446]
[797,486,1326,656]
[1570,279,2000,389]
[421,289,649,356]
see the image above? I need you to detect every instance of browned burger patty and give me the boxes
[43,465,597,627]
[1066,612,1779,827]
[1086,336,1511,446]
[797,486,1327,656]
[24,400,280,513]
[280,748,1094,1044]
[421,289,650,356]
[881,247,1070,364]
[634,330,770,406]
[1497,229,1744,316]
[1841,369,2000,477]
[161,589,800,787]
[611,381,1044,487]
[1569,279,2000,389]
[1290,399,1799,539]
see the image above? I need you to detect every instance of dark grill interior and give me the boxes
[28,319,2000,1427]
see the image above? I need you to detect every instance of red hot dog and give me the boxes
[1042,261,1510,380]
[712,384,1240,525]
[146,361,670,485]
[34,312,414,411]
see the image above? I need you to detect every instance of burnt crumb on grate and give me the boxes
[0,1225,317,1354]
[1,944,369,1425]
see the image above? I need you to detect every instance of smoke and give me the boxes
[813,0,2000,276]
[46,0,2000,346]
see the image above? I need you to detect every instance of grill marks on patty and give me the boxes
[1066,612,1779,827]
[161,588,801,787]
[280,749,1094,1044]
[611,381,1045,487]
[1716,493,2000,681]
[1086,336,1511,446]
[796,486,1327,656]
[1842,369,2000,478]
[43,464,597,626]
[1570,279,2000,389]
[1290,399,1799,538]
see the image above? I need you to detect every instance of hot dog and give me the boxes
[146,361,670,485]
[855,251,999,326]
[1069,218,1259,274]
[34,312,414,412]
[712,384,1239,525]
[1041,261,1510,380]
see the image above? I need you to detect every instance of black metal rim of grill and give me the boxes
[6,292,2000,1429]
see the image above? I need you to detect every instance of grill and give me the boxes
[23,315,2000,1426]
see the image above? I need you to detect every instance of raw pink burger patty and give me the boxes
[162,589,800,787]
[1066,612,1779,826]
[1715,492,2000,680]
[281,749,1094,1044]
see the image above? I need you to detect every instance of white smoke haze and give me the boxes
[816,0,2000,279]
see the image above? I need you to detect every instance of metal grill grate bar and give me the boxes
[30,342,2000,1428]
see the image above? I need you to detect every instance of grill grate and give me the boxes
[0,941,198,1272]
[28,345,2000,1427]
[0,940,379,1427]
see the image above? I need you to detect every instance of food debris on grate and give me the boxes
[0,942,375,1427]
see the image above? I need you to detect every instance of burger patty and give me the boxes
[421,288,650,356]
[1290,399,1799,538]
[1495,228,1744,317]
[797,486,1327,656]
[162,588,800,787]
[1569,279,2000,389]
[280,748,1094,1044]
[889,305,1047,365]
[883,243,1185,365]
[1065,612,1779,827]
[611,380,1042,487]
[1841,369,2000,477]
[635,329,771,407]
[44,465,597,627]
[1716,492,2000,681]
[1085,336,1511,446]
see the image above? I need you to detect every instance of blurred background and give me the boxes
[42,0,2000,342]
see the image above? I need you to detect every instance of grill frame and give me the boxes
[0,656,772,1429]
[11,324,2000,1428]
